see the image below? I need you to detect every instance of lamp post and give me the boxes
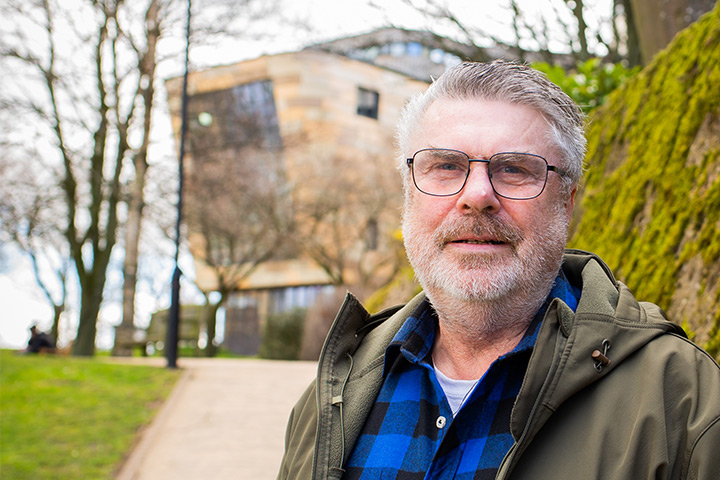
[167,0,192,369]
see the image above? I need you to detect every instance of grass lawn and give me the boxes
[0,350,182,479]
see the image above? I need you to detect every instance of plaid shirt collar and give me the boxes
[384,270,580,376]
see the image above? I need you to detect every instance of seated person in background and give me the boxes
[26,325,56,354]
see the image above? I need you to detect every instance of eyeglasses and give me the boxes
[406,148,567,200]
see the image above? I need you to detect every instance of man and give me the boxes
[278,61,720,479]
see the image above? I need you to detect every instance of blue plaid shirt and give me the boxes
[343,273,580,480]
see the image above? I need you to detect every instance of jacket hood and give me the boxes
[510,249,686,441]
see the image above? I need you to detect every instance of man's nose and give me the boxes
[455,163,502,213]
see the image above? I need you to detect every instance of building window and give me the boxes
[357,87,379,119]
[187,79,282,153]
[406,42,423,57]
[390,42,406,56]
[268,285,336,314]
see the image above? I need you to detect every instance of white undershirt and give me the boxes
[433,365,480,416]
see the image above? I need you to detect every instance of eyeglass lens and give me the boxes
[411,149,549,199]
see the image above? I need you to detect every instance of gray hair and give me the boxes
[396,60,586,194]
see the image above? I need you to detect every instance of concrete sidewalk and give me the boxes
[113,357,317,480]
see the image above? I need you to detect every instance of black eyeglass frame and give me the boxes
[406,148,568,200]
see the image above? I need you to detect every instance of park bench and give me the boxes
[112,305,203,356]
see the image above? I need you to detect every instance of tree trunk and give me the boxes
[628,0,715,64]
[120,185,143,330]
[616,0,643,66]
[117,159,146,349]
[202,301,222,357]
[571,0,590,60]
[51,304,64,342]
[115,182,144,356]
[72,277,105,356]
[116,0,159,355]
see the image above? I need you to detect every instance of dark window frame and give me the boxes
[357,87,380,119]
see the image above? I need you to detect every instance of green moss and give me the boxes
[681,319,697,342]
[570,4,720,356]
[706,307,720,359]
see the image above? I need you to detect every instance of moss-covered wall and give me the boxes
[569,4,720,358]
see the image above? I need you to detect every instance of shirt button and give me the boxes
[436,416,447,429]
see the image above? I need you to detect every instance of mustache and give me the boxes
[432,212,524,248]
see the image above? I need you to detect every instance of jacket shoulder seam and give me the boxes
[666,333,720,368]
[682,413,720,479]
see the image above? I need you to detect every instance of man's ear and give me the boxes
[565,187,577,217]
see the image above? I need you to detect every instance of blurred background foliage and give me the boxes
[533,59,642,111]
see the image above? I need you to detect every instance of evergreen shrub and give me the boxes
[259,308,306,360]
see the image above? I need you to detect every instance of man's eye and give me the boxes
[500,165,525,175]
[434,162,463,171]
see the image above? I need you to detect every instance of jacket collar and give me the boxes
[509,250,686,445]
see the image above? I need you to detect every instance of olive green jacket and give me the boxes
[277,250,720,479]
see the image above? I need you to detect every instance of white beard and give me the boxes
[402,202,569,338]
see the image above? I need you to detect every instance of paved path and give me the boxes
[113,357,317,480]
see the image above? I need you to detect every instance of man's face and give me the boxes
[401,98,575,303]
